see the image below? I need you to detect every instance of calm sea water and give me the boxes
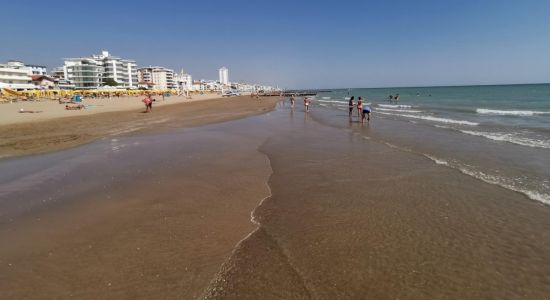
[312,84,550,205]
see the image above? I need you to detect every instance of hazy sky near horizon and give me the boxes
[1,0,549,89]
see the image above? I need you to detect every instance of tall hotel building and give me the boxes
[219,67,229,85]
[63,50,137,89]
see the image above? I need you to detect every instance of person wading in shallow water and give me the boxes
[348,96,355,118]
[356,97,363,118]
[304,97,311,112]
[361,100,371,123]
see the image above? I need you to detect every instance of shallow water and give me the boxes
[206,104,550,299]
[308,85,550,205]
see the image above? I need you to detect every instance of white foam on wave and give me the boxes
[460,130,550,150]
[376,107,422,113]
[378,104,413,109]
[322,97,331,100]
[423,154,550,205]
[423,154,449,166]
[317,99,345,104]
[376,112,479,126]
[476,108,550,116]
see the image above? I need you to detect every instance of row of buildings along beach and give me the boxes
[0,50,276,93]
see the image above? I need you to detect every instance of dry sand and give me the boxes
[0,95,279,158]
[0,94,223,126]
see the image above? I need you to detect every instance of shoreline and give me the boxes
[1,100,550,298]
[0,95,279,158]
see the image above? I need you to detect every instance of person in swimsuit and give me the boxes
[142,95,152,112]
[290,96,295,108]
[357,97,363,118]
[348,96,355,117]
[304,97,310,112]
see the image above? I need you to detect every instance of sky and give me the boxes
[1,0,549,89]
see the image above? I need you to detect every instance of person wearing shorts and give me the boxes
[362,103,371,123]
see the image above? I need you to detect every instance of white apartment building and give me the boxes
[62,50,138,89]
[63,58,103,89]
[0,61,42,90]
[137,66,176,90]
[219,67,229,85]
[91,51,137,88]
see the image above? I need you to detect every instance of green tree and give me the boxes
[103,77,118,86]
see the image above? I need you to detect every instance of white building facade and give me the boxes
[137,66,177,90]
[92,51,137,88]
[175,70,193,92]
[63,58,103,89]
[219,67,229,85]
[0,61,45,90]
[61,50,138,89]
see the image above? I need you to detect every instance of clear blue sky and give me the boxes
[1,0,549,89]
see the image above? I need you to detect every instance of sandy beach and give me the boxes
[1,99,550,299]
[0,94,226,126]
[0,95,278,158]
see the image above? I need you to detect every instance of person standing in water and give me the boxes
[395,93,400,102]
[356,97,363,118]
[304,97,310,112]
[362,101,371,123]
[348,96,355,118]
[290,96,295,108]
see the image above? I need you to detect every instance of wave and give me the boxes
[423,154,449,166]
[378,104,413,109]
[321,97,331,100]
[376,112,479,126]
[423,154,550,205]
[476,108,550,116]
[317,99,345,103]
[460,130,550,149]
[376,107,423,113]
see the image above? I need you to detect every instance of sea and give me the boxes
[312,84,550,205]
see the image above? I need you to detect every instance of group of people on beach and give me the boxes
[288,96,311,112]
[348,96,371,123]
[287,95,370,122]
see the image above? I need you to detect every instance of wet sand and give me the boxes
[0,95,278,158]
[205,108,550,299]
[0,118,276,299]
[2,102,550,299]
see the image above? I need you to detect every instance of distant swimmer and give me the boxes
[357,97,363,118]
[395,93,400,102]
[361,101,371,123]
[388,94,394,102]
[348,96,355,117]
